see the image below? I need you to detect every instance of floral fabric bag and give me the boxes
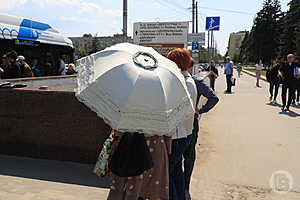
[93,131,115,177]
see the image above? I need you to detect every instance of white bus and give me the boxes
[0,14,74,76]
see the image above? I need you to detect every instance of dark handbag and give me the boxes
[231,77,236,86]
[108,132,154,177]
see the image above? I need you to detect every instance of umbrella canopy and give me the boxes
[76,43,194,136]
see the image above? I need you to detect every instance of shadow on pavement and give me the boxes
[223,91,235,95]
[266,102,282,107]
[279,110,300,118]
[0,154,111,188]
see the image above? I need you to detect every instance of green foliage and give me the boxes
[241,0,300,62]
[75,33,105,59]
[239,0,283,64]
[76,48,89,59]
[280,0,300,56]
[89,33,100,54]
[233,53,240,63]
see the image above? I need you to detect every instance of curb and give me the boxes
[242,69,267,82]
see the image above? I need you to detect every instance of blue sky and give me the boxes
[0,0,291,55]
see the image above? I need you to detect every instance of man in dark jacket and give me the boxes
[184,61,219,200]
[267,57,282,103]
[208,60,219,91]
[1,51,21,79]
[279,54,299,111]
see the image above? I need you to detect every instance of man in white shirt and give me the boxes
[255,59,263,87]
[58,58,66,75]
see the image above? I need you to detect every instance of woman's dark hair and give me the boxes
[6,50,18,60]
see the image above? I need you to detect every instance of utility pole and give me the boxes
[211,31,214,60]
[192,0,195,33]
[196,1,198,33]
[123,0,128,36]
[207,31,210,62]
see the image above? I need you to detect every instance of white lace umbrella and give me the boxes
[75,43,194,136]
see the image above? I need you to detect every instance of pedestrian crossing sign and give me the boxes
[206,17,220,31]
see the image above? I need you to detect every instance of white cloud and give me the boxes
[0,0,28,10]
[31,0,122,32]
[30,0,121,19]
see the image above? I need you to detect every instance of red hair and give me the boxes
[167,48,192,71]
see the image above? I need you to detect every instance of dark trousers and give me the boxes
[269,79,280,100]
[183,118,199,192]
[169,138,187,200]
[209,76,216,91]
[282,83,295,107]
[226,74,232,92]
[296,85,300,102]
[294,80,300,102]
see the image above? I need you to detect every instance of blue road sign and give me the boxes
[206,17,220,31]
[192,42,199,50]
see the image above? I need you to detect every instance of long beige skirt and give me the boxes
[107,135,171,200]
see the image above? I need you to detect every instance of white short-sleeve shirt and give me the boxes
[172,72,197,139]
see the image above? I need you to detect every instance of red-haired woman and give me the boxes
[167,48,197,200]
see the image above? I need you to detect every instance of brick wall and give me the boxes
[0,87,111,164]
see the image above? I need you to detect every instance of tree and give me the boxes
[241,0,283,64]
[83,33,92,38]
[75,48,89,59]
[89,33,100,54]
[280,0,300,55]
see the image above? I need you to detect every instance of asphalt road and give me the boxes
[190,71,300,200]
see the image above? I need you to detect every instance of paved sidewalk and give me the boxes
[0,155,110,200]
[190,71,300,200]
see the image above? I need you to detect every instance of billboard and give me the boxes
[133,21,188,44]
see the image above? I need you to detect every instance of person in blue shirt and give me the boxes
[224,56,234,93]
[184,60,219,200]
[31,59,41,77]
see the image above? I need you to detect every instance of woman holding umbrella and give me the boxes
[76,43,196,200]
[167,48,197,200]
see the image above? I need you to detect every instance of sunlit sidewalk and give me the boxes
[0,155,110,200]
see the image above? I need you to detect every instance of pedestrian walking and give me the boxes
[208,60,219,91]
[167,48,197,200]
[267,57,281,104]
[224,56,234,93]
[184,61,219,200]
[255,59,263,87]
[279,54,299,112]
[237,63,242,78]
